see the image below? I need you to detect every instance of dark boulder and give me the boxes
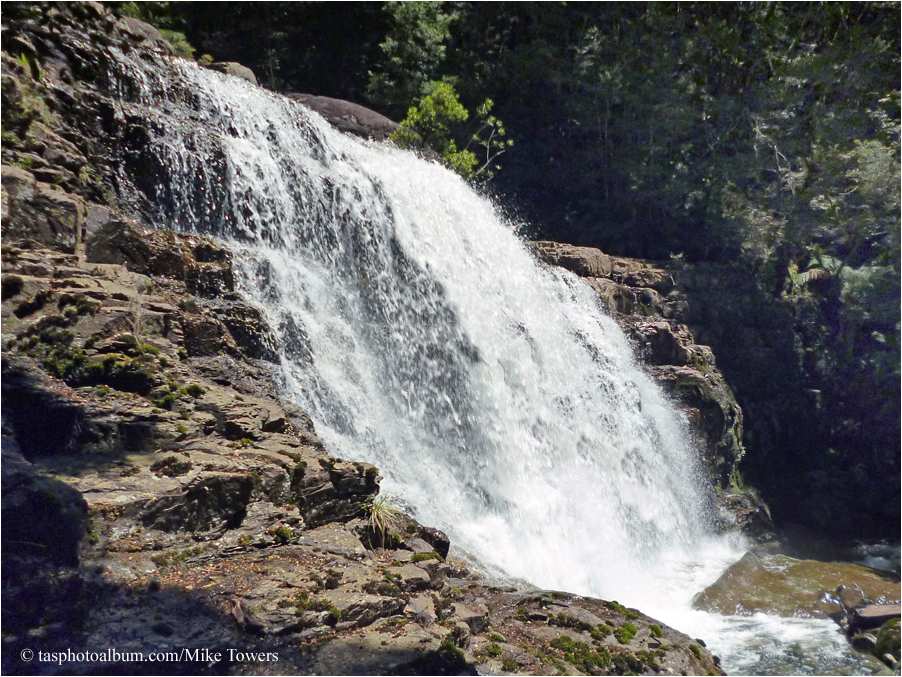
[286,94,399,141]
[208,62,257,86]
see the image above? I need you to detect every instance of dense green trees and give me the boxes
[112,1,899,537]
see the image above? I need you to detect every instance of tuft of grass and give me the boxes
[365,494,401,549]
[184,383,204,397]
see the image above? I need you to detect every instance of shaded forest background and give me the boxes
[115,1,899,538]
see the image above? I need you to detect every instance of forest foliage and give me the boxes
[113,1,898,534]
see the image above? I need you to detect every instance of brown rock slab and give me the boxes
[531,240,612,278]
[299,524,367,560]
[693,552,901,618]
[853,604,902,631]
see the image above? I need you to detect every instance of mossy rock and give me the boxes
[876,617,900,661]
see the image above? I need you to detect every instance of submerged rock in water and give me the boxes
[693,551,901,619]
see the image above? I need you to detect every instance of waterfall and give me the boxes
[120,56,715,598]
[112,56,885,676]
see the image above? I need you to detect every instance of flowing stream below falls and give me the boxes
[113,53,896,675]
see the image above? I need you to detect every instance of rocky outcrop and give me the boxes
[285,93,400,141]
[0,225,722,675]
[529,241,776,542]
[207,61,257,86]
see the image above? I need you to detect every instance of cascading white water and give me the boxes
[114,55,888,675]
[125,57,716,589]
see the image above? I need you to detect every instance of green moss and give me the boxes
[550,636,574,651]
[363,579,403,597]
[650,623,663,638]
[288,591,341,626]
[136,343,160,356]
[184,383,205,397]
[411,551,443,563]
[406,524,418,534]
[614,622,638,644]
[875,617,900,659]
[501,655,517,671]
[439,636,467,665]
[590,623,612,640]
[153,391,181,409]
[635,649,662,672]
[10,156,36,170]
[28,342,160,394]
[269,525,294,544]
[611,653,652,674]
[689,644,704,660]
[150,456,193,477]
[690,352,711,374]
[152,545,207,569]
[549,636,611,672]
[603,599,639,620]
[549,612,594,633]
[530,646,566,671]
[1,129,20,146]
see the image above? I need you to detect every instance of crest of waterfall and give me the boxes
[114,55,716,599]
